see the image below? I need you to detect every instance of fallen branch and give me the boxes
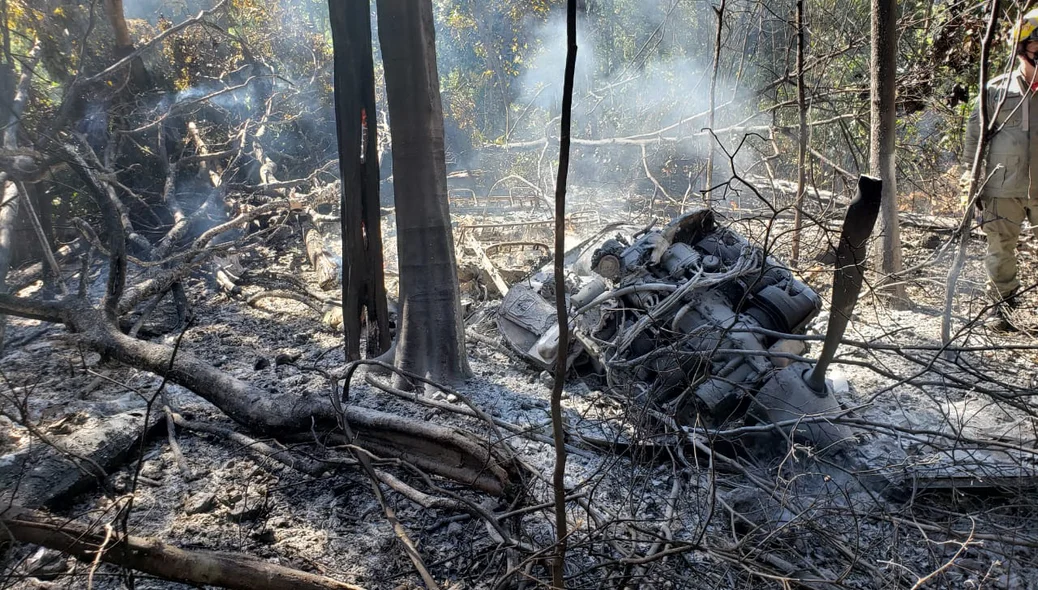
[1,507,366,590]
[0,296,513,495]
[172,412,330,477]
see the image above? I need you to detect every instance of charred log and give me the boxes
[0,409,161,509]
[0,296,512,496]
[1,507,366,590]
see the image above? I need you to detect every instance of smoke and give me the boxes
[132,1,759,204]
[173,81,254,111]
[123,0,203,24]
[514,7,749,135]
[492,4,755,198]
[515,14,597,112]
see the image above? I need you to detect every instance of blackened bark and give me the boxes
[376,0,470,385]
[0,410,160,509]
[791,0,807,264]
[550,2,578,585]
[61,144,126,320]
[327,0,391,360]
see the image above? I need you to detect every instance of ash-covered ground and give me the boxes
[2,197,1038,590]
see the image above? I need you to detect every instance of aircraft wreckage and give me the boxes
[498,176,883,449]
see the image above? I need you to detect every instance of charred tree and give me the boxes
[704,0,725,200]
[870,0,907,301]
[376,0,470,385]
[327,0,391,360]
[0,42,40,349]
[102,0,150,89]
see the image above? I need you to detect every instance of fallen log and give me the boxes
[8,239,85,293]
[0,408,161,509]
[0,506,366,590]
[86,317,510,495]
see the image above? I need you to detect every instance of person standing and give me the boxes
[962,9,1038,330]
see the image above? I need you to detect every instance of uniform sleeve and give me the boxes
[962,92,981,165]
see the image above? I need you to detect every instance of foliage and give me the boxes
[0,0,1015,243]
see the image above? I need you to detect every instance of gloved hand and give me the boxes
[959,170,983,211]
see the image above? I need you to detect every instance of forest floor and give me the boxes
[2,196,1038,589]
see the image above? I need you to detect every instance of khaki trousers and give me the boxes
[979,195,1038,300]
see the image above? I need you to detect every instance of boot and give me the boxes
[987,290,1021,332]
[987,302,1019,332]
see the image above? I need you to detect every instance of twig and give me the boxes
[161,403,193,480]
[909,517,977,589]
[941,0,1001,353]
[171,412,327,477]
[363,374,595,458]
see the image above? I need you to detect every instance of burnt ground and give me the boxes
[2,196,1038,590]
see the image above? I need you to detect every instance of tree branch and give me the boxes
[1,507,366,590]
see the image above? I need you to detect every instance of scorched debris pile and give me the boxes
[498,208,837,430]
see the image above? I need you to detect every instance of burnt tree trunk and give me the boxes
[102,0,150,89]
[790,0,807,264]
[327,0,391,360]
[0,42,40,348]
[376,0,470,385]
[870,0,907,300]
